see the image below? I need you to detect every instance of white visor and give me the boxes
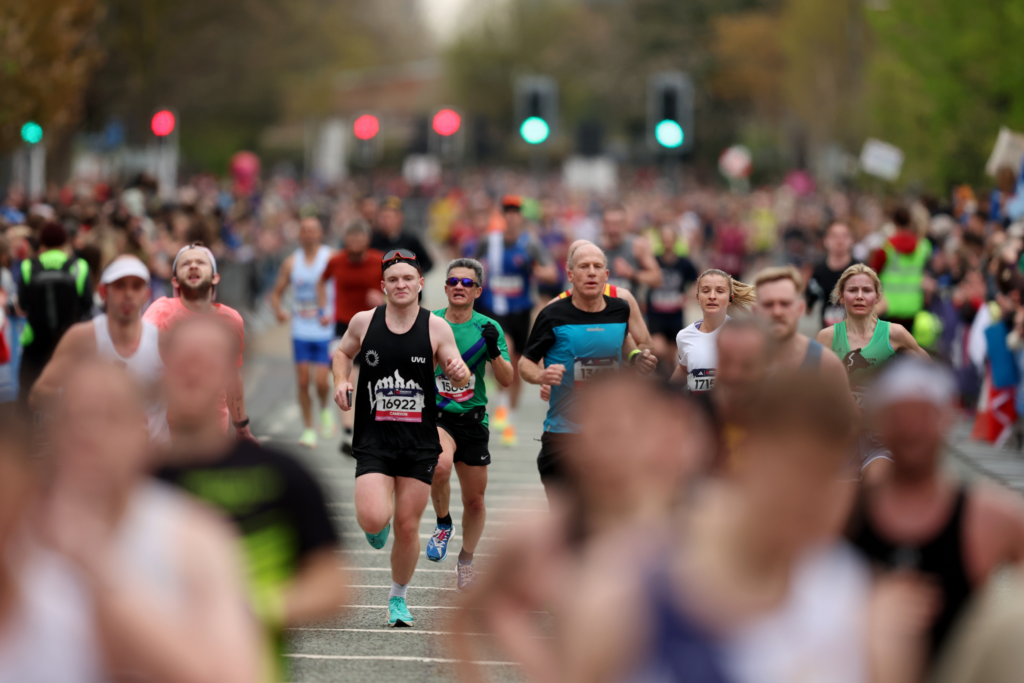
[101,256,151,285]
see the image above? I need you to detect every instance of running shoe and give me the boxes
[299,428,317,449]
[501,425,517,447]
[425,522,454,562]
[456,562,477,593]
[365,522,390,549]
[492,406,509,431]
[320,408,336,438]
[387,596,414,627]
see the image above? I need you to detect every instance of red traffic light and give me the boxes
[151,110,176,137]
[432,109,461,137]
[353,114,380,141]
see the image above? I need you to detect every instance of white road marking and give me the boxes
[287,654,515,665]
[287,627,488,636]
[341,532,504,542]
[334,515,516,527]
[346,584,457,591]
[341,550,494,557]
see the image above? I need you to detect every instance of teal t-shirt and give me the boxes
[432,308,510,427]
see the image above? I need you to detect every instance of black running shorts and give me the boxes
[354,448,439,485]
[537,431,577,487]
[437,412,491,466]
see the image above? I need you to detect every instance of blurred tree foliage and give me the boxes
[0,0,103,154]
[84,0,425,172]
[864,0,1024,190]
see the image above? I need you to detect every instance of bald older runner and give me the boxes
[520,243,656,499]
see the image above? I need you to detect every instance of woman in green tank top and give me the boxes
[815,264,926,405]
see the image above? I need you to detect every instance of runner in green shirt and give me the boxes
[426,258,514,592]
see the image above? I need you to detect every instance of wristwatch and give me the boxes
[233,417,250,429]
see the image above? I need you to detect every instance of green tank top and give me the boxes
[831,319,894,405]
[433,308,510,427]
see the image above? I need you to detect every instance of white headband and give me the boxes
[868,358,956,411]
[172,244,218,277]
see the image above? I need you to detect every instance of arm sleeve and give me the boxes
[676,332,687,366]
[283,455,341,556]
[522,309,556,362]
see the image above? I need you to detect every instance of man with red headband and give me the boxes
[332,248,469,628]
[143,243,255,442]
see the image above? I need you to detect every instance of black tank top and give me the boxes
[848,486,971,660]
[352,306,441,459]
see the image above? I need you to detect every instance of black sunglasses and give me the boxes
[445,277,479,288]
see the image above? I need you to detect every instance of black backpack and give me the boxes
[23,257,82,352]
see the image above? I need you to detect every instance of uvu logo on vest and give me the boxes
[369,370,425,423]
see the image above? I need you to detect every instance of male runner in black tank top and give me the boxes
[332,249,469,628]
[848,361,1024,667]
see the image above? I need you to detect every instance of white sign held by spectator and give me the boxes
[402,155,442,186]
[859,139,904,181]
[985,127,1024,178]
[563,156,617,195]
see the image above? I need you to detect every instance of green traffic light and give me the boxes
[655,120,684,149]
[21,121,43,145]
[520,116,550,145]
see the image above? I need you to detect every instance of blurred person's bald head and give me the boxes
[55,361,150,492]
[164,316,239,433]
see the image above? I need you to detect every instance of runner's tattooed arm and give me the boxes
[430,315,471,387]
[332,310,371,410]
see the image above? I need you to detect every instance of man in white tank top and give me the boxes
[28,256,168,442]
[270,216,336,449]
[10,362,261,683]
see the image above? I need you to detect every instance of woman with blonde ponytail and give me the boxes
[815,264,925,405]
[671,269,756,392]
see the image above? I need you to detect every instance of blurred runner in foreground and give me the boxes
[332,249,468,627]
[452,375,709,683]
[35,362,261,683]
[271,216,335,448]
[144,243,255,441]
[157,316,345,678]
[426,258,513,591]
[29,255,167,441]
[849,360,1024,668]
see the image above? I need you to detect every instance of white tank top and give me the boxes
[93,314,168,442]
[675,316,730,393]
[0,545,103,683]
[0,483,189,683]
[723,543,871,683]
[291,246,334,341]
